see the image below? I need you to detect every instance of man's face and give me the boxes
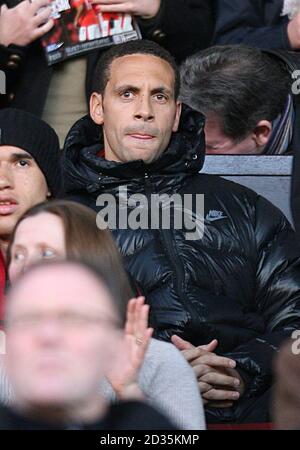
[205,113,265,155]
[5,265,120,409]
[0,146,50,240]
[90,54,182,164]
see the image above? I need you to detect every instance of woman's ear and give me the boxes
[90,92,104,125]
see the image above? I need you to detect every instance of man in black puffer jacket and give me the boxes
[62,40,300,425]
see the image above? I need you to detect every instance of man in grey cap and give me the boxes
[0,108,62,314]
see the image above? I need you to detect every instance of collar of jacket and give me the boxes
[63,104,206,195]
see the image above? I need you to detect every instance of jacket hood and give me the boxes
[62,104,206,195]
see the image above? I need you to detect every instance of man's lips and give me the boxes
[0,200,18,215]
[128,133,155,140]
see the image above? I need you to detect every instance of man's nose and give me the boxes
[21,257,33,276]
[35,319,63,345]
[134,95,154,121]
[19,253,40,279]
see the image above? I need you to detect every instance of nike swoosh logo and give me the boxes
[206,214,228,222]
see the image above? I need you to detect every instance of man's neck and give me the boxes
[103,147,122,163]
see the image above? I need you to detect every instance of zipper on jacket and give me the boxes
[143,172,197,324]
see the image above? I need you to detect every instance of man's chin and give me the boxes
[24,386,73,406]
[0,217,20,240]
[123,147,163,165]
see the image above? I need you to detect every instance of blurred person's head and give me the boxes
[90,40,182,164]
[180,46,291,155]
[4,260,123,423]
[7,200,131,317]
[0,109,62,252]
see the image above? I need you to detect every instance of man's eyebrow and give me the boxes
[114,84,140,93]
[114,84,174,96]
[11,243,25,250]
[151,86,173,96]
[11,153,34,160]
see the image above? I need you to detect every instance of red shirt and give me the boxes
[0,251,6,321]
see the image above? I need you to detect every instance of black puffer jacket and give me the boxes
[63,106,300,422]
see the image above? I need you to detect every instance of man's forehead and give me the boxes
[109,54,175,83]
[8,265,114,313]
[0,146,32,158]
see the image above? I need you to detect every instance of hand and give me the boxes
[90,0,161,19]
[287,12,300,49]
[73,4,84,28]
[0,0,54,47]
[106,296,153,400]
[172,335,245,408]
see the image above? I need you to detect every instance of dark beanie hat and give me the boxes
[0,108,63,197]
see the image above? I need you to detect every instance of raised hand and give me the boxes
[107,296,153,400]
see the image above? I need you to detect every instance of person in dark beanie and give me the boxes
[0,108,62,320]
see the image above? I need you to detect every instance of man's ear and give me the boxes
[90,92,104,125]
[172,101,182,133]
[252,120,272,148]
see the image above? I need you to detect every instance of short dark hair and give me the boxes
[180,45,291,142]
[92,40,180,99]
